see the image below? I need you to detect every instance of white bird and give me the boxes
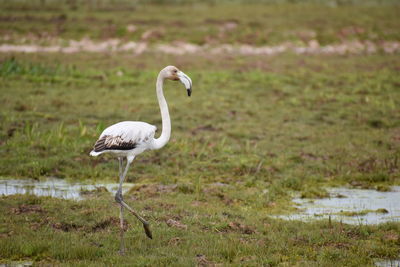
[90,65,192,253]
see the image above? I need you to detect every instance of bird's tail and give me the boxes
[89,150,101,157]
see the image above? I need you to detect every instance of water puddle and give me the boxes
[0,261,33,267]
[375,259,400,267]
[274,187,400,225]
[0,178,134,200]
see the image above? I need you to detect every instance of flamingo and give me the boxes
[89,66,192,253]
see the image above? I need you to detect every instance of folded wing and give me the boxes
[94,135,137,152]
[92,121,157,153]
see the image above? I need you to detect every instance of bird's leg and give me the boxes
[115,157,153,239]
[116,157,124,203]
[115,157,129,204]
[117,157,125,255]
[119,201,152,239]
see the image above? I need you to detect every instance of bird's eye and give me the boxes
[173,69,178,73]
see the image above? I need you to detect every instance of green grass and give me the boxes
[0,1,399,45]
[0,192,399,266]
[336,209,389,217]
[1,52,399,265]
[0,1,400,265]
[1,53,398,188]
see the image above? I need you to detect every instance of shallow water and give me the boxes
[375,259,400,267]
[0,178,134,200]
[0,261,33,267]
[275,187,400,225]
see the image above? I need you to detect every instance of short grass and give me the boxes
[1,53,398,189]
[0,1,400,266]
[1,51,399,266]
[1,1,399,45]
[1,191,399,266]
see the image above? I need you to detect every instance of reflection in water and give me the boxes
[0,178,134,200]
[274,187,400,225]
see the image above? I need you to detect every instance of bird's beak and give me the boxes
[177,71,192,97]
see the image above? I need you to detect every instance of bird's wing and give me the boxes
[93,135,137,152]
[93,121,156,152]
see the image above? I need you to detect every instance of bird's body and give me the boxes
[90,121,157,158]
[89,65,192,254]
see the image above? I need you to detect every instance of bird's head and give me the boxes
[162,65,192,97]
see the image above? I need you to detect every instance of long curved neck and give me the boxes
[152,72,171,150]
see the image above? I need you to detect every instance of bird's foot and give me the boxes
[115,190,123,204]
[143,222,153,239]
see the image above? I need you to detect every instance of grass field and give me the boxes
[0,0,399,266]
[1,1,400,46]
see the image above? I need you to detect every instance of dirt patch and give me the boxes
[91,216,124,232]
[52,222,80,232]
[80,186,109,197]
[133,184,177,197]
[141,28,164,41]
[321,241,351,249]
[166,219,187,230]
[191,124,218,135]
[215,221,256,235]
[51,216,122,232]
[0,39,399,55]
[352,156,398,174]
[12,204,44,214]
[196,254,219,267]
[300,152,330,161]
[168,237,182,246]
[391,129,400,144]
[357,157,379,173]
[204,18,239,25]
[202,186,237,206]
[215,192,235,205]
[158,202,176,210]
[0,14,66,23]
[383,231,399,242]
[223,221,256,235]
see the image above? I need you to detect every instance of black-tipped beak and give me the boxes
[177,71,193,97]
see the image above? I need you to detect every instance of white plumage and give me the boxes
[89,121,157,157]
[89,65,192,254]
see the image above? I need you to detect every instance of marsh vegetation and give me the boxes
[0,0,399,266]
